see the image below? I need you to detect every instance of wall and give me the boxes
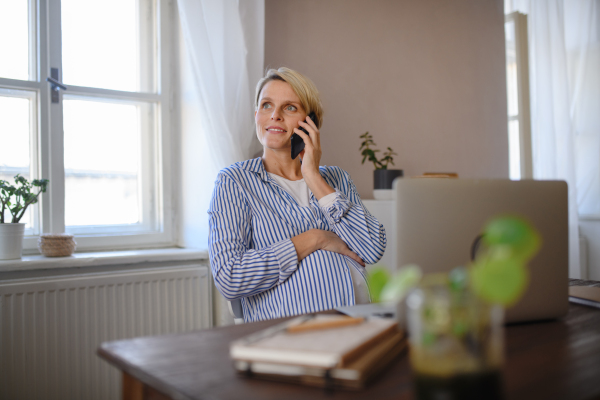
[265,0,508,198]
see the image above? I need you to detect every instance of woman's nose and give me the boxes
[270,109,282,120]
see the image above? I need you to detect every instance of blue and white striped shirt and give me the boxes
[208,158,386,322]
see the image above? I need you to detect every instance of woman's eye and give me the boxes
[262,103,271,109]
[285,105,297,112]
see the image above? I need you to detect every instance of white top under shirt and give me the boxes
[268,172,370,304]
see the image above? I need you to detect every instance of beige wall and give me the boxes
[265,0,508,198]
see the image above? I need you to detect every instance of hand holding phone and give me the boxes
[291,112,317,160]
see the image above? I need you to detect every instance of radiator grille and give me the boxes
[0,265,212,400]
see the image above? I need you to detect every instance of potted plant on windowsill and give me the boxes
[359,131,403,200]
[0,175,49,260]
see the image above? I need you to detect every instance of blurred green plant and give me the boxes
[470,215,541,306]
[368,267,391,303]
[369,264,422,303]
[359,132,397,170]
[367,215,541,307]
[0,174,49,223]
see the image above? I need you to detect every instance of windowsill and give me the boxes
[0,247,209,273]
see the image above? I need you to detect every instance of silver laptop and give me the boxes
[393,179,569,324]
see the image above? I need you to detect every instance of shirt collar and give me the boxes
[238,157,269,182]
[239,158,322,189]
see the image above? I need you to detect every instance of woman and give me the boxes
[208,67,386,322]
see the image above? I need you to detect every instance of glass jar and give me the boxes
[406,277,504,400]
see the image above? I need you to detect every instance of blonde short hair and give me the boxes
[255,67,323,129]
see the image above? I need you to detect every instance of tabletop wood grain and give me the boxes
[98,303,600,400]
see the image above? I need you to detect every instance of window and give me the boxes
[0,0,174,252]
[504,11,532,181]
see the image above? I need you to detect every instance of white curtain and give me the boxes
[177,0,264,169]
[507,0,599,278]
[566,2,600,217]
[176,0,264,326]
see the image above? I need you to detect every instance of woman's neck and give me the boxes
[262,148,303,181]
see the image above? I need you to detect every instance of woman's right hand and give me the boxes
[319,230,366,266]
[291,229,365,266]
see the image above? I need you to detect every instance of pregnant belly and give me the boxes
[279,250,362,311]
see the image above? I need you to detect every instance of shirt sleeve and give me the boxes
[317,191,338,209]
[319,169,387,265]
[208,173,299,300]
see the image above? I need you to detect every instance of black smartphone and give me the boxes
[291,112,317,160]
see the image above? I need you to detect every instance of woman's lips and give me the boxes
[266,126,287,133]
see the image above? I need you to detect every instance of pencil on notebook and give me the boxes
[287,317,365,333]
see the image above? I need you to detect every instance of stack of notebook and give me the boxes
[569,285,600,309]
[230,314,406,389]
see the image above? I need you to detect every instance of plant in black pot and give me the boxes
[359,132,402,200]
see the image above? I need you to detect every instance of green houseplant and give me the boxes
[359,132,402,200]
[0,174,49,259]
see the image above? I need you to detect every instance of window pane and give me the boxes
[61,0,156,92]
[505,20,519,117]
[0,0,30,80]
[63,98,144,226]
[508,119,521,180]
[0,94,33,227]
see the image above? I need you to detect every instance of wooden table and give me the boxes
[98,303,600,400]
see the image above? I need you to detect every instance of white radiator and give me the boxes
[0,264,212,400]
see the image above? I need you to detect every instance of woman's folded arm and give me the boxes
[320,168,387,265]
[208,174,299,300]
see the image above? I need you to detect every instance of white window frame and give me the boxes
[0,86,40,236]
[505,11,533,180]
[0,0,176,253]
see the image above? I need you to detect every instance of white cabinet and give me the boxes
[362,199,397,271]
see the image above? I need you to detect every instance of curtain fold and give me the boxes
[177,0,264,170]
[566,1,600,217]
[508,0,599,278]
[176,1,265,326]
